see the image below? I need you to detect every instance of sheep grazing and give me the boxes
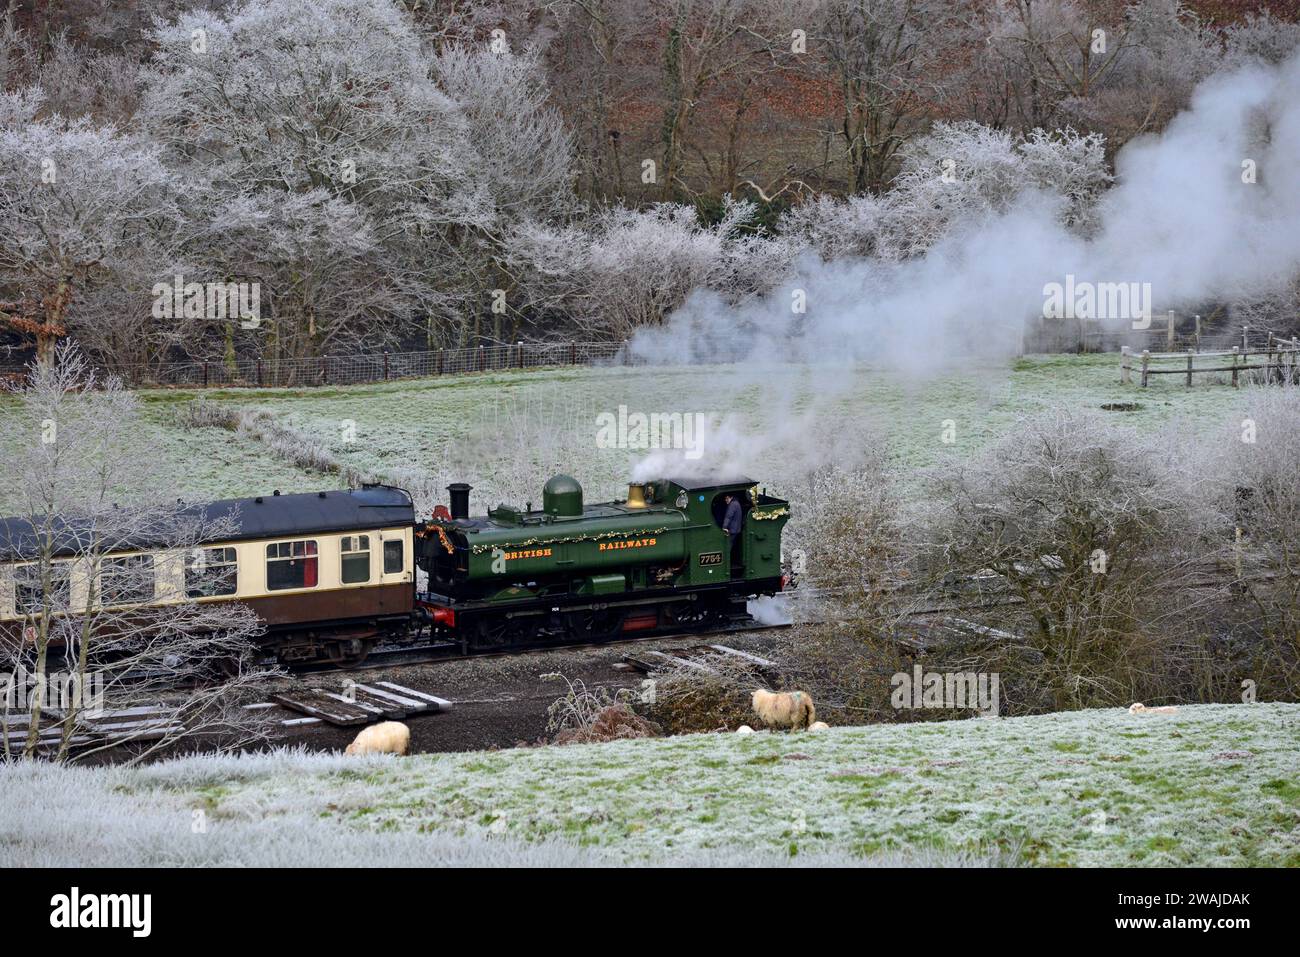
[751,689,816,731]
[735,725,755,735]
[1128,703,1179,715]
[345,721,411,756]
[808,721,830,732]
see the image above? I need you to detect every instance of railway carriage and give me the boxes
[0,486,415,667]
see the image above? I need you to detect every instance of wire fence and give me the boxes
[26,341,630,389]
[1026,322,1291,356]
[3,323,1296,389]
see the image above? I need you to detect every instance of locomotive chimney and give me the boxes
[626,482,648,509]
[447,483,472,520]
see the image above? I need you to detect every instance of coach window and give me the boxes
[101,554,156,606]
[14,561,71,616]
[266,540,318,591]
[186,547,238,598]
[341,535,371,584]
[383,539,404,575]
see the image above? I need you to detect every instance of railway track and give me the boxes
[288,616,792,675]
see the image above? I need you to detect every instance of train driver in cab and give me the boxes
[722,492,743,571]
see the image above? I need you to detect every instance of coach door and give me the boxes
[378,528,412,585]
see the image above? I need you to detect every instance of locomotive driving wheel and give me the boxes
[564,608,626,643]
[473,615,536,651]
[664,599,721,630]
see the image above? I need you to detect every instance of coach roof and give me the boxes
[0,486,414,561]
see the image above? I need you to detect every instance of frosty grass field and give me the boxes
[3,703,1297,867]
[0,353,1251,515]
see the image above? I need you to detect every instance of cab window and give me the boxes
[266,540,318,590]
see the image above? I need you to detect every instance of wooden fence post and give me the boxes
[569,341,576,365]
[1166,310,1175,349]
[1140,350,1150,388]
[1242,325,1249,351]
[1185,348,1194,387]
[1120,346,1131,384]
[1231,346,1239,388]
[202,360,209,388]
[516,341,523,368]
[437,349,444,375]
[256,358,263,387]
[478,345,485,372]
[383,351,390,380]
[1193,314,1201,350]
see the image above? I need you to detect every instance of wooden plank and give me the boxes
[619,654,658,674]
[81,706,173,726]
[319,690,391,718]
[374,682,452,711]
[942,617,1023,643]
[242,702,279,711]
[646,650,714,673]
[272,691,371,726]
[346,687,408,719]
[704,644,777,668]
[82,705,169,720]
[281,716,323,727]
[353,683,430,713]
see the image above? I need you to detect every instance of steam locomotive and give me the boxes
[418,475,791,653]
[0,475,791,668]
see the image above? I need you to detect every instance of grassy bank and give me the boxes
[3,703,1295,867]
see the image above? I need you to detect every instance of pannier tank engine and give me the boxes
[416,475,790,652]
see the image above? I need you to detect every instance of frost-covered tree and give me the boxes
[144,0,487,359]
[0,100,187,366]
[1213,387,1300,696]
[818,0,975,192]
[925,408,1215,710]
[507,198,784,338]
[780,121,1108,263]
[1222,11,1300,70]
[777,193,899,263]
[885,121,1109,254]
[429,45,577,345]
[1,346,269,763]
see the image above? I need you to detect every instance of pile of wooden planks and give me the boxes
[269,681,452,728]
[2,704,183,752]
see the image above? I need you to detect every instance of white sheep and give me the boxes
[1128,702,1179,715]
[808,721,830,731]
[751,689,816,731]
[345,720,411,756]
[735,725,755,734]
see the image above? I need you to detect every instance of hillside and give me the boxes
[3,703,1296,867]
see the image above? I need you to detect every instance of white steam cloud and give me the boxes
[630,51,1300,375]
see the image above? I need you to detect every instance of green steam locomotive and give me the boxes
[416,475,791,652]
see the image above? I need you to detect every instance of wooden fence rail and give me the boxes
[1122,335,1300,388]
